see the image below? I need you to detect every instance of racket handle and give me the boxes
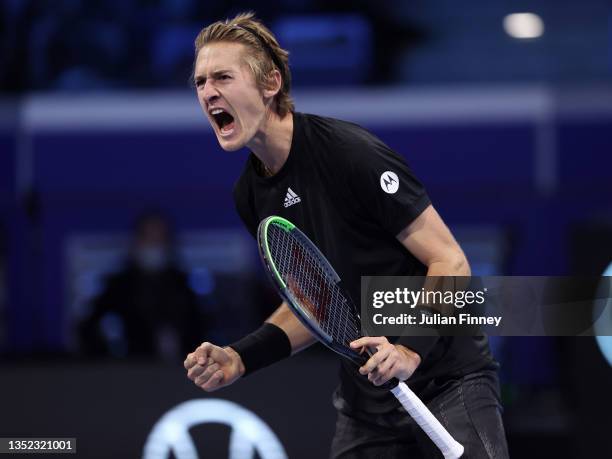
[390,381,464,459]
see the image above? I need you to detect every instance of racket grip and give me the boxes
[390,381,464,459]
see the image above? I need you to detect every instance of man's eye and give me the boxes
[220,75,231,80]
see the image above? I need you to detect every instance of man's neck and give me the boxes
[248,111,294,176]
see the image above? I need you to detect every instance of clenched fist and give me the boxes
[184,342,245,392]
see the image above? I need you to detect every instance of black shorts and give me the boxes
[330,369,509,459]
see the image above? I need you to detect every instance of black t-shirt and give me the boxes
[233,112,496,413]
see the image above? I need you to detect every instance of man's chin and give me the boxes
[216,134,244,152]
[220,145,242,152]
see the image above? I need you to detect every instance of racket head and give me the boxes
[257,216,365,365]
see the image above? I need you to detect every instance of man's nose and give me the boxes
[203,80,219,104]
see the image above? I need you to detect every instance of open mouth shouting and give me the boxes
[209,107,236,136]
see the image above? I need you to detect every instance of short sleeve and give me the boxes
[344,131,431,235]
[233,179,258,238]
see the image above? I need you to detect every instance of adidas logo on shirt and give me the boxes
[284,187,301,208]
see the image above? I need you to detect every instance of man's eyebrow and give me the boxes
[211,69,233,77]
[195,69,233,80]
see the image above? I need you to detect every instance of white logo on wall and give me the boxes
[595,262,612,367]
[143,399,287,459]
[380,171,399,194]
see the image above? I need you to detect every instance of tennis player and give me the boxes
[184,12,509,458]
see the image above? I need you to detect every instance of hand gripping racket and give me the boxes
[257,216,464,459]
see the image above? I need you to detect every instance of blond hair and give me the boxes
[194,12,294,117]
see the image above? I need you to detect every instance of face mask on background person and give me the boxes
[135,246,169,272]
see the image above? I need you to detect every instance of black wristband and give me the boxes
[228,323,292,376]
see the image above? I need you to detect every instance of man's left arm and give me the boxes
[350,204,470,386]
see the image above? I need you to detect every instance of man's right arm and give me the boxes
[265,301,317,353]
[184,302,315,392]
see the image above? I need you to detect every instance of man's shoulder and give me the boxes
[297,112,383,163]
[232,155,255,194]
[299,112,375,141]
[231,155,259,236]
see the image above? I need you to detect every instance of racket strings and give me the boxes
[268,225,361,346]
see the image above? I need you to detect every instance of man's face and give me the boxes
[194,42,267,151]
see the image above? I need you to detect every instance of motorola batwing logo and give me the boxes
[380,171,399,194]
[143,399,287,459]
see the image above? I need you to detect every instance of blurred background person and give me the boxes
[78,212,203,360]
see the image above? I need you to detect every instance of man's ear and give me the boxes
[262,69,282,99]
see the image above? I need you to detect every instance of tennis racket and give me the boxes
[257,216,464,459]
